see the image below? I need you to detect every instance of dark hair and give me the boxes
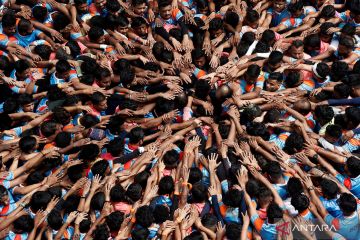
[163,150,179,168]
[93,224,110,240]
[189,167,203,184]
[14,59,30,74]
[320,5,335,19]
[223,189,243,207]
[284,132,304,154]
[268,51,283,66]
[90,192,105,211]
[80,114,100,129]
[135,205,154,228]
[91,160,109,177]
[158,176,174,195]
[334,83,351,98]
[132,16,147,28]
[2,11,16,28]
[331,61,349,81]
[56,60,71,74]
[13,215,34,233]
[88,26,104,42]
[225,223,241,240]
[128,127,144,144]
[47,210,63,230]
[126,183,143,203]
[288,0,303,14]
[106,211,124,232]
[287,177,303,197]
[153,204,170,224]
[55,132,72,148]
[34,44,52,60]
[131,227,149,240]
[314,105,334,125]
[30,191,52,211]
[338,193,357,215]
[246,64,261,78]
[291,194,310,212]
[19,136,37,153]
[190,182,207,203]
[325,124,342,139]
[245,10,259,24]
[346,156,360,177]
[91,92,106,105]
[17,18,32,35]
[267,203,283,222]
[320,179,339,199]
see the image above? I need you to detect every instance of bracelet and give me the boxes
[81,196,86,198]
[130,208,135,213]
[308,186,315,191]
[131,217,136,223]
[174,191,180,195]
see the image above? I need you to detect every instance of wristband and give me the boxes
[138,147,145,153]
[100,44,108,50]
[308,186,315,191]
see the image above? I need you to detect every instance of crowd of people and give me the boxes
[0,0,360,239]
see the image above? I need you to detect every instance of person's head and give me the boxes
[267,51,283,71]
[55,60,71,80]
[320,179,339,199]
[195,80,211,100]
[242,104,262,122]
[201,214,217,232]
[289,40,304,59]
[345,74,360,98]
[2,11,16,35]
[291,194,310,213]
[158,0,172,20]
[192,48,207,69]
[244,64,261,85]
[106,0,120,14]
[345,107,360,129]
[18,94,34,112]
[313,62,330,81]
[267,203,283,223]
[224,11,239,29]
[55,132,72,148]
[338,36,354,57]
[209,18,224,38]
[90,191,105,211]
[215,84,232,101]
[13,215,34,233]
[163,150,179,169]
[30,191,52,211]
[114,15,129,34]
[79,114,100,129]
[78,144,100,162]
[333,83,351,99]
[341,24,356,39]
[0,186,10,205]
[153,205,170,224]
[131,17,148,37]
[247,122,270,140]
[95,67,112,88]
[119,68,135,87]
[266,161,283,182]
[304,34,321,56]
[287,177,304,197]
[47,210,63,230]
[261,30,276,46]
[288,0,303,18]
[223,188,243,207]
[319,5,335,20]
[91,92,107,111]
[135,205,154,228]
[94,0,107,10]
[350,0,360,23]
[197,0,209,14]
[67,164,85,182]
[93,224,110,240]
[324,124,342,143]
[40,120,62,138]
[319,22,335,43]
[128,127,144,145]
[188,167,203,184]
[225,223,241,240]
[106,211,124,232]
[265,72,282,92]
[345,156,360,178]
[264,109,281,124]
[17,19,34,36]
[32,6,48,22]
[158,176,174,195]
[88,26,106,43]
[191,182,207,203]
[19,136,37,154]
[53,107,72,126]
[131,227,149,240]
[74,0,88,12]
[331,61,349,82]
[34,44,52,60]
[284,71,301,88]
[126,183,143,203]
[244,10,259,29]
[338,193,357,216]
[14,60,31,80]
[284,132,304,154]
[110,184,125,202]
[132,0,147,15]
[314,105,334,126]
[272,0,287,13]
[91,160,110,177]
